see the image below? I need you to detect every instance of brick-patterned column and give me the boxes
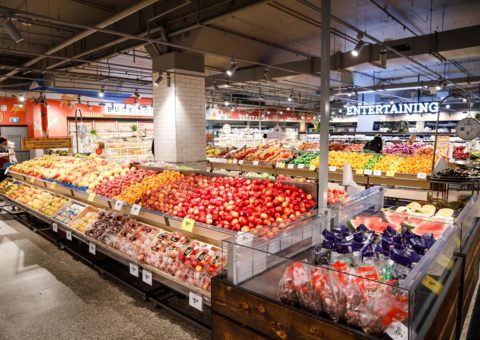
[152,69,205,163]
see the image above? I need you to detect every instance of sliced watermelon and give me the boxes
[348,215,399,233]
[383,211,407,226]
[413,221,445,239]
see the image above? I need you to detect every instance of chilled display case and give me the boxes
[219,187,461,339]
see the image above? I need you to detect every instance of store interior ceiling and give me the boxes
[0,0,479,114]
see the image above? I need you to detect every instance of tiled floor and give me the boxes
[0,213,209,340]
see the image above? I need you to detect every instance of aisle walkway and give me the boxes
[0,213,209,340]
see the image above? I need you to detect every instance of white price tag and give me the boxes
[52,222,58,233]
[142,269,153,285]
[328,166,337,172]
[364,169,373,175]
[297,164,305,169]
[130,204,141,216]
[373,170,382,176]
[385,322,408,340]
[417,172,427,179]
[129,263,139,277]
[189,292,203,311]
[89,242,96,255]
[66,230,72,241]
[4,167,9,175]
[238,160,244,165]
[287,164,295,169]
[114,200,124,210]
[253,161,259,166]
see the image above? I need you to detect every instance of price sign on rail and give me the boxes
[309,165,316,171]
[181,218,195,232]
[29,177,35,184]
[253,161,259,166]
[88,192,96,202]
[276,162,285,168]
[297,164,305,169]
[114,200,124,211]
[238,160,244,165]
[66,230,72,241]
[355,169,364,175]
[417,172,427,179]
[129,263,139,277]
[328,166,336,172]
[287,164,295,169]
[142,270,153,286]
[364,169,373,175]
[89,242,96,255]
[373,170,382,176]
[130,204,141,216]
[52,222,58,233]
[189,292,203,311]
[386,170,396,177]
[50,182,56,189]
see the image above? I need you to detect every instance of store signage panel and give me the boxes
[103,104,153,117]
[21,137,73,150]
[346,102,439,115]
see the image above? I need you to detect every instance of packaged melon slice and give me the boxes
[436,208,454,218]
[420,204,436,217]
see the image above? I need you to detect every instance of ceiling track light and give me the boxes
[133,89,141,99]
[263,67,271,81]
[98,86,105,98]
[18,94,25,102]
[226,58,238,77]
[351,33,365,57]
[2,18,23,43]
[153,74,163,87]
[288,89,294,102]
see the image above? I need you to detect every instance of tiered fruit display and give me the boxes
[327,188,348,205]
[115,170,184,204]
[242,144,293,163]
[16,187,43,205]
[92,168,156,198]
[206,146,229,158]
[395,155,432,174]
[298,142,319,151]
[69,209,99,232]
[7,184,31,200]
[9,155,128,190]
[371,154,401,173]
[39,196,71,217]
[27,191,54,210]
[0,180,18,195]
[383,143,423,155]
[54,203,85,224]
[343,144,364,152]
[290,152,318,166]
[328,151,374,170]
[363,155,383,170]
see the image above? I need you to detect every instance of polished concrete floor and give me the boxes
[0,213,209,340]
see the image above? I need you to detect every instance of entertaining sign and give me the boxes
[346,102,439,116]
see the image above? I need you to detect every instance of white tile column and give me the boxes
[151,53,206,164]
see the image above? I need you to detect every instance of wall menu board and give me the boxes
[21,137,73,150]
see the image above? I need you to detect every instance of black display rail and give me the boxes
[0,188,212,331]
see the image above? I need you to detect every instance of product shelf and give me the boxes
[0,181,213,303]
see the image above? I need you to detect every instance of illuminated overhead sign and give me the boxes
[346,102,439,115]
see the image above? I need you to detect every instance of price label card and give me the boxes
[253,161,259,166]
[297,164,305,169]
[355,169,364,175]
[181,217,195,232]
[88,192,96,202]
[129,263,139,277]
[189,292,203,311]
[421,275,444,295]
[309,165,316,171]
[386,322,408,340]
[276,162,285,168]
[66,230,72,241]
[386,170,396,177]
[232,159,238,164]
[373,170,382,176]
[238,160,244,165]
[30,177,35,183]
[142,270,153,286]
[52,222,58,233]
[4,167,9,175]
[50,182,56,189]
[417,172,427,179]
[89,242,96,255]
[227,159,233,164]
[130,204,141,216]
[328,166,337,172]
[287,164,295,169]
[114,200,124,211]
[364,169,373,175]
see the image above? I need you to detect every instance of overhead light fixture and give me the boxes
[2,18,23,43]
[288,89,294,102]
[18,94,25,102]
[224,100,230,107]
[153,75,163,87]
[462,98,467,103]
[279,111,283,115]
[263,67,271,81]
[287,107,291,111]
[351,33,365,57]
[98,86,105,98]
[339,109,342,113]
[445,104,451,109]
[390,98,394,104]
[18,103,23,108]
[133,89,141,99]
[226,58,238,77]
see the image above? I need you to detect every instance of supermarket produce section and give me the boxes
[2,155,480,339]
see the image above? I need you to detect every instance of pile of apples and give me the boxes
[141,175,316,232]
[92,169,156,198]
